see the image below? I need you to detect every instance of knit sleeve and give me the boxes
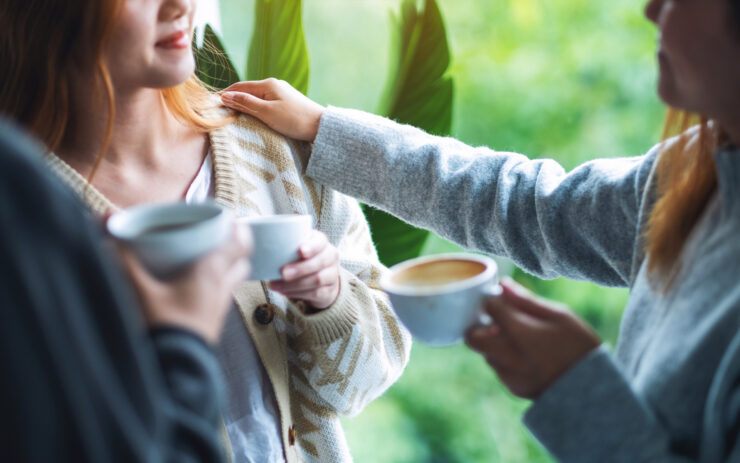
[285,179,412,417]
[524,344,740,463]
[308,106,666,287]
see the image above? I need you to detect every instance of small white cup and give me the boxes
[237,214,312,280]
[381,253,500,346]
[107,201,232,278]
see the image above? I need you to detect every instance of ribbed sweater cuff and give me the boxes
[293,267,362,345]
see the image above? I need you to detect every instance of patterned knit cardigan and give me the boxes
[47,114,412,463]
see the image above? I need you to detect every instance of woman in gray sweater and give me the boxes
[219,0,740,461]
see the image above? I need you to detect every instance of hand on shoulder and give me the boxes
[220,78,325,143]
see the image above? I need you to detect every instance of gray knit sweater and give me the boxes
[304,106,740,463]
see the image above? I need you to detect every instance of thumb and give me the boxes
[221,91,268,115]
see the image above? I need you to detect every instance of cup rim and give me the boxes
[380,253,498,296]
[107,201,226,241]
[235,213,312,225]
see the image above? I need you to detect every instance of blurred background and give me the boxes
[213,0,664,461]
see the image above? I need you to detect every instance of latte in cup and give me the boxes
[391,259,488,287]
[381,253,500,346]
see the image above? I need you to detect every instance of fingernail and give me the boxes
[299,245,312,256]
[221,92,236,102]
[283,268,296,280]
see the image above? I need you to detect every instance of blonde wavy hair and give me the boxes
[645,111,724,285]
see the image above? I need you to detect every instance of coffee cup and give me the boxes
[380,253,500,346]
[236,214,312,280]
[107,201,232,278]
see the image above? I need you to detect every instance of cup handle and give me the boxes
[477,284,503,326]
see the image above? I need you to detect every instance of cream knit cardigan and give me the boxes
[47,114,412,463]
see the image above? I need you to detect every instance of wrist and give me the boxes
[307,104,324,142]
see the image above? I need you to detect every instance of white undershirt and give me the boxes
[186,153,285,463]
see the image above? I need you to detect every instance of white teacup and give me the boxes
[107,201,232,278]
[237,214,312,280]
[381,253,500,346]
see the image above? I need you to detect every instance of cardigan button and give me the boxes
[254,304,275,325]
[288,424,296,446]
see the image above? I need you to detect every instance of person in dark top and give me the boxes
[0,118,251,462]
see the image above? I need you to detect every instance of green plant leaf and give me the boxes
[367,0,454,266]
[362,204,432,267]
[193,25,241,90]
[381,0,453,136]
[247,0,310,94]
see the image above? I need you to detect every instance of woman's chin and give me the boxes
[656,78,681,110]
[151,64,196,89]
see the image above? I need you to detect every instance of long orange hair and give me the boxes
[645,110,721,284]
[0,0,233,174]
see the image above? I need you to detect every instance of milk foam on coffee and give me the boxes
[392,259,487,287]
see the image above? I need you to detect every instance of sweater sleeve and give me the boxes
[523,345,740,463]
[285,179,412,417]
[307,106,661,287]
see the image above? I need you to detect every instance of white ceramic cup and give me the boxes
[380,253,501,346]
[237,214,312,281]
[107,201,232,278]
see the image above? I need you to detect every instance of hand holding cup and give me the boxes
[107,201,252,343]
[238,214,340,310]
[465,278,601,399]
[268,230,341,310]
[381,253,501,346]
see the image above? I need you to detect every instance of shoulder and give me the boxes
[217,114,310,166]
[222,114,290,147]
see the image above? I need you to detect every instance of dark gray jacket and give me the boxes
[0,119,227,463]
[305,106,740,463]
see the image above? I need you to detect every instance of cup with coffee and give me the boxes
[107,201,232,278]
[380,253,500,346]
[236,214,312,280]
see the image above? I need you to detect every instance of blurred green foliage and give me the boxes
[219,0,663,461]
[247,0,310,93]
[364,0,454,266]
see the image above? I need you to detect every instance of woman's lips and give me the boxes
[156,30,189,49]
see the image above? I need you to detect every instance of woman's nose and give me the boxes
[159,0,193,22]
[644,0,664,25]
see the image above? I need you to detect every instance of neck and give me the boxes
[59,80,186,174]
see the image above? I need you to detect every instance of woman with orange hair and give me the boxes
[0,1,410,462]
[220,0,740,461]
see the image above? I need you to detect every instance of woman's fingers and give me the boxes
[277,285,337,304]
[266,231,340,309]
[481,294,542,338]
[221,91,268,116]
[221,78,281,99]
[466,323,524,374]
[271,266,337,292]
[298,230,329,259]
[218,79,324,142]
[280,233,337,281]
[499,278,567,320]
